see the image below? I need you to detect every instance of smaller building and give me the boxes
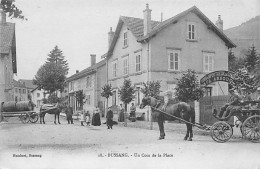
[31,87,49,108]
[12,80,28,101]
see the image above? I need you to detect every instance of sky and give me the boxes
[7,0,260,80]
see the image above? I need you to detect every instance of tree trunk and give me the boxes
[124,103,127,127]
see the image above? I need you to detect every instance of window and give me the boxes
[70,82,74,91]
[77,80,81,90]
[15,88,17,93]
[123,57,128,75]
[204,87,212,97]
[168,50,180,71]
[188,23,195,40]
[19,89,21,94]
[23,89,26,94]
[112,61,117,77]
[86,95,91,105]
[86,76,91,88]
[123,31,128,47]
[37,93,40,98]
[203,53,214,72]
[136,54,141,72]
[112,91,116,105]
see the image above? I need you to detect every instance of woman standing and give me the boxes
[79,110,86,126]
[106,107,113,129]
[118,104,124,122]
[92,106,101,126]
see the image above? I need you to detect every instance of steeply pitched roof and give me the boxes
[13,79,26,88]
[0,22,17,73]
[66,59,106,82]
[107,6,235,58]
[19,79,37,89]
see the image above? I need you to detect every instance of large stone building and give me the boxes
[0,8,17,104]
[105,5,235,115]
[66,55,107,115]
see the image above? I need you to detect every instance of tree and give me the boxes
[230,67,257,95]
[244,45,260,73]
[141,81,161,98]
[175,69,204,102]
[47,46,69,75]
[1,0,26,20]
[101,83,113,116]
[118,79,135,110]
[75,90,86,110]
[118,79,135,126]
[228,50,244,72]
[33,62,66,94]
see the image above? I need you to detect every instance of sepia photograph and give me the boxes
[0,0,260,169]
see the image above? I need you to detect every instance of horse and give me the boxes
[140,96,195,141]
[39,102,63,124]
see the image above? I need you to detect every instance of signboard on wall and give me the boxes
[200,70,235,86]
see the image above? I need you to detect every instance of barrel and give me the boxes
[1,101,34,112]
[2,101,17,112]
[16,101,34,111]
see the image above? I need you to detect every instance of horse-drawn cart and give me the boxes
[0,101,39,123]
[210,100,260,143]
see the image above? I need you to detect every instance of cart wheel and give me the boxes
[29,112,39,123]
[21,113,30,123]
[241,115,260,143]
[210,121,233,143]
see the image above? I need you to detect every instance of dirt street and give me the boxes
[0,114,259,169]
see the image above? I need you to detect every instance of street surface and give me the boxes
[0,114,259,169]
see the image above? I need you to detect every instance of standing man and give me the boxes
[106,107,114,129]
[65,106,74,124]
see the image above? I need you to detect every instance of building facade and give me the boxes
[31,87,49,108]
[105,5,235,115]
[0,8,17,104]
[12,80,29,102]
[66,55,107,115]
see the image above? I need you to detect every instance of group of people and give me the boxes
[118,103,137,122]
[64,106,101,126]
[213,87,260,120]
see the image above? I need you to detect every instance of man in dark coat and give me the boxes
[65,106,74,124]
[106,107,113,129]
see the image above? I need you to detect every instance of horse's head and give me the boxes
[140,96,159,109]
[140,97,151,109]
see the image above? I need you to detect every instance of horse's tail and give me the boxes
[190,106,195,124]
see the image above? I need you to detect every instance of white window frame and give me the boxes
[86,76,91,88]
[135,53,141,72]
[187,23,195,40]
[203,53,214,72]
[86,95,91,105]
[123,31,128,47]
[123,56,129,75]
[112,61,118,78]
[168,50,181,71]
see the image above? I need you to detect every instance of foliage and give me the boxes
[101,84,113,99]
[46,45,69,75]
[75,90,86,110]
[47,93,61,104]
[228,50,244,72]
[141,81,161,98]
[42,98,47,104]
[33,62,66,94]
[118,79,135,109]
[244,45,259,73]
[175,69,204,102]
[230,67,257,95]
[1,0,26,20]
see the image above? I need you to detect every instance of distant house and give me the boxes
[66,55,106,114]
[0,8,17,104]
[31,87,49,108]
[105,5,235,114]
[12,80,29,101]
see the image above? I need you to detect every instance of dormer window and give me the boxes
[123,31,128,47]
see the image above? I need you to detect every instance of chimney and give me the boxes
[108,27,115,49]
[90,54,96,66]
[216,15,223,31]
[161,12,163,22]
[0,7,6,24]
[143,3,152,36]
[76,70,79,73]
